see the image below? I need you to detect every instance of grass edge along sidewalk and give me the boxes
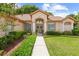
[10,35,36,56]
[44,35,79,56]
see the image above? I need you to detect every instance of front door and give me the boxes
[36,24,43,34]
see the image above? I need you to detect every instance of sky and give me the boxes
[16,3,79,17]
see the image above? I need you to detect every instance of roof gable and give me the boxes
[30,10,50,16]
[63,16,74,23]
[63,16,74,21]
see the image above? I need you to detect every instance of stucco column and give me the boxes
[55,22,58,31]
[44,22,47,33]
[32,22,35,33]
[62,22,64,32]
[71,23,73,30]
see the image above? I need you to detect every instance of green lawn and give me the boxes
[44,35,79,56]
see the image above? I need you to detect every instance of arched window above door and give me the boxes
[36,18,44,24]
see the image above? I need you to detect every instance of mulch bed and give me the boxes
[1,36,24,56]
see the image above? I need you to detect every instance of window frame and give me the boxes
[47,23,56,31]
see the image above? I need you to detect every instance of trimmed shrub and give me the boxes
[72,27,79,35]
[0,31,25,49]
[26,31,32,35]
[46,31,62,35]
[62,31,72,35]
[10,35,36,56]
[0,36,8,49]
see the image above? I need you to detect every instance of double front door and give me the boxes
[36,24,43,34]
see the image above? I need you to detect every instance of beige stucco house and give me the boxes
[0,10,74,35]
[14,10,74,34]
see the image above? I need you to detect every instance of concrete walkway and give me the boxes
[32,35,49,56]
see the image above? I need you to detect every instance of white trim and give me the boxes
[62,22,64,32]
[32,23,36,33]
[44,22,47,33]
[71,23,74,30]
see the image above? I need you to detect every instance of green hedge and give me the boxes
[46,31,62,35]
[62,31,72,35]
[0,31,25,49]
[10,35,36,56]
[72,27,79,35]
[46,31,73,35]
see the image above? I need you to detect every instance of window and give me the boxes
[47,23,55,31]
[64,22,71,31]
[24,23,31,32]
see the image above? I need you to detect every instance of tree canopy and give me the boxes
[68,13,79,21]
[0,3,39,15]
[15,4,38,14]
[0,3,15,15]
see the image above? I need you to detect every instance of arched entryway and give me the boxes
[35,18,44,34]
